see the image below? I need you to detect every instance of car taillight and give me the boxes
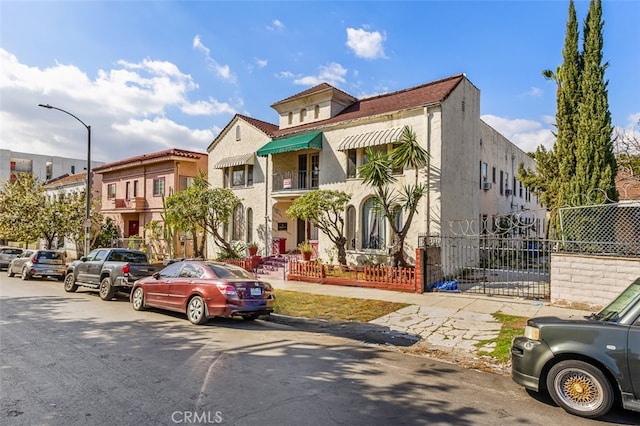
[31,254,38,264]
[122,264,130,275]
[215,284,237,296]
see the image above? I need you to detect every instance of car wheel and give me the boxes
[132,287,145,311]
[64,274,78,292]
[99,277,116,301]
[7,266,14,277]
[21,267,31,281]
[241,314,260,321]
[546,360,614,418]
[187,296,207,325]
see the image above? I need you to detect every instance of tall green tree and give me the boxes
[164,175,241,258]
[358,125,429,267]
[0,173,43,245]
[572,0,617,204]
[286,190,352,265]
[521,0,616,237]
[545,0,581,210]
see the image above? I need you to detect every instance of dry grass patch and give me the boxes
[273,290,409,322]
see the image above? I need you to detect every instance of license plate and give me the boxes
[250,288,262,296]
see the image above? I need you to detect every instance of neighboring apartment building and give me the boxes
[93,148,208,260]
[0,149,104,184]
[42,172,103,259]
[206,74,544,264]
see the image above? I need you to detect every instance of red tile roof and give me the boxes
[43,172,87,187]
[271,82,355,107]
[93,148,206,172]
[238,114,279,136]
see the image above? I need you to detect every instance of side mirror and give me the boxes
[80,256,88,262]
[152,272,160,280]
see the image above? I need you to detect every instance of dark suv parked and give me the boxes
[511,277,640,419]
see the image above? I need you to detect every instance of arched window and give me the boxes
[362,198,385,250]
[232,204,244,241]
[299,108,307,122]
[314,105,320,119]
[246,208,253,243]
[235,125,241,141]
[346,205,356,250]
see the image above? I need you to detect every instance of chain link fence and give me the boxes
[559,201,640,257]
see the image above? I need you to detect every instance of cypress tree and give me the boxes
[555,0,581,209]
[572,0,617,204]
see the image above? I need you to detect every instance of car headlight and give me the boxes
[524,325,540,340]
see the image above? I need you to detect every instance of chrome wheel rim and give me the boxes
[554,368,604,412]
[132,288,143,309]
[188,298,204,322]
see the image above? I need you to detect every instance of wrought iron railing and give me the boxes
[272,169,320,191]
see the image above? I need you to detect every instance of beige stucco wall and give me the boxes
[551,253,640,309]
[479,122,545,236]
[207,77,544,265]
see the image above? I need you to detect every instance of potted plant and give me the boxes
[298,240,313,261]
[247,242,259,257]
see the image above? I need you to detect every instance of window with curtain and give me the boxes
[346,205,356,249]
[246,208,253,243]
[362,198,385,250]
[232,204,244,241]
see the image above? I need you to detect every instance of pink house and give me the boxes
[93,148,208,259]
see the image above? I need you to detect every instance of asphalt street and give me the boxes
[1,275,637,426]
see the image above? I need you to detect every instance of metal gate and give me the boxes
[419,234,551,300]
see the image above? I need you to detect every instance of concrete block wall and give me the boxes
[551,253,640,310]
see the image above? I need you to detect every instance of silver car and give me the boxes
[7,249,67,281]
[0,247,24,270]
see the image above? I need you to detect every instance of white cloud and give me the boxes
[521,86,543,98]
[181,98,236,116]
[192,35,236,83]
[0,48,218,162]
[276,71,294,79]
[293,63,348,87]
[255,58,268,68]
[267,19,285,31]
[482,114,555,153]
[346,27,386,59]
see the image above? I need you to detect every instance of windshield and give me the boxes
[596,278,640,322]
[204,263,255,280]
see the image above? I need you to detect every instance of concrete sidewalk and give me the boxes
[263,278,592,372]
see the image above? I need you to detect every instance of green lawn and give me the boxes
[273,290,409,322]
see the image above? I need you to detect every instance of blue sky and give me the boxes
[1,0,638,164]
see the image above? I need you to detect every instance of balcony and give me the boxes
[272,169,319,194]
[111,197,145,212]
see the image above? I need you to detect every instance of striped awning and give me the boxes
[214,152,255,169]
[338,127,403,151]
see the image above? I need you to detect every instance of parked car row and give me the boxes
[4,246,276,327]
[4,248,67,281]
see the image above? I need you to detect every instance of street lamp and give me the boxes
[38,104,92,257]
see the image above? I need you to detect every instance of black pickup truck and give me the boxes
[63,248,164,300]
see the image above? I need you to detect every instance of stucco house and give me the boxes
[93,148,208,260]
[206,74,544,264]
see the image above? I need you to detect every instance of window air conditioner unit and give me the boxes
[483,182,492,190]
[505,188,513,196]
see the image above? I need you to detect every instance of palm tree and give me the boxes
[358,125,429,267]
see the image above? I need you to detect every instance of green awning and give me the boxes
[256,132,322,157]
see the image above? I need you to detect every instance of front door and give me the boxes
[298,154,307,189]
[297,219,307,246]
[630,319,640,398]
[128,220,139,237]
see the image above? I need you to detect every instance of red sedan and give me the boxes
[131,260,275,325]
